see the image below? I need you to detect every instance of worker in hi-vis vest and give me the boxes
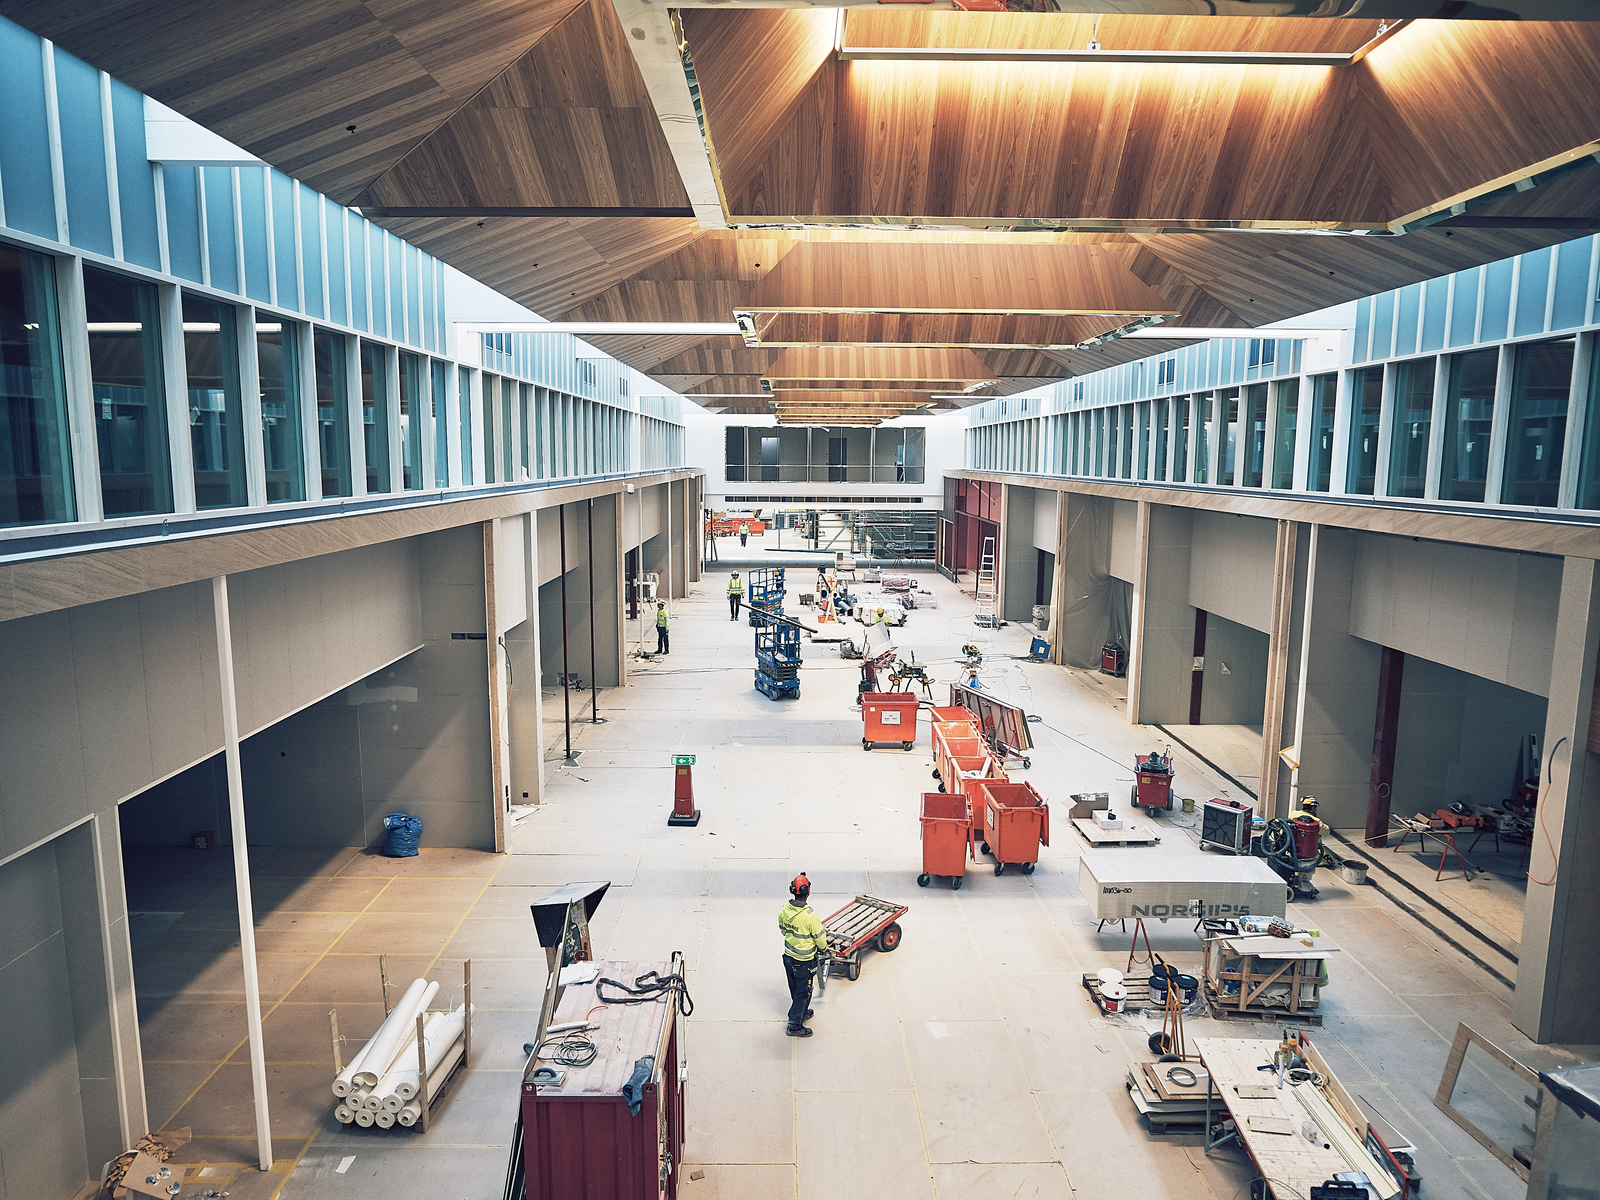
[654,600,670,655]
[778,873,827,1037]
[727,572,744,622]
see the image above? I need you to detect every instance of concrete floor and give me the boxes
[126,568,1596,1200]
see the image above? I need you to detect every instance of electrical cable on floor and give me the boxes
[597,969,695,1017]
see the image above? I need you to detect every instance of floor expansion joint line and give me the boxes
[1324,828,1520,967]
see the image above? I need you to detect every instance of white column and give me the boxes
[238,307,267,508]
[211,576,274,1171]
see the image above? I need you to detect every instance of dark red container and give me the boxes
[521,959,684,1200]
[1290,816,1321,860]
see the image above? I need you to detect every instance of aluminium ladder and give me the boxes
[974,535,1000,629]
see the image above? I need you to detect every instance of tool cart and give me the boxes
[815,895,908,985]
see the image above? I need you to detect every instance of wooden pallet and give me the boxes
[1081,971,1152,1013]
[1072,817,1161,846]
[1203,986,1323,1026]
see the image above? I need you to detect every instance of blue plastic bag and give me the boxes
[382,813,423,857]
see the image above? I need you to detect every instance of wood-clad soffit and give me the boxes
[677,11,1600,234]
[0,0,590,204]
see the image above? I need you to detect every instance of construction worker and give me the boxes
[778,873,826,1037]
[1288,795,1326,832]
[654,600,670,655]
[727,572,744,621]
[739,519,750,547]
[873,606,889,629]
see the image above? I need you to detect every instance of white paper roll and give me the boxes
[331,1023,384,1097]
[374,1108,396,1129]
[372,1010,448,1106]
[334,1102,356,1124]
[395,1039,465,1129]
[354,1107,375,1127]
[352,979,438,1088]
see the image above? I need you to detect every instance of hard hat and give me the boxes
[789,872,810,899]
[877,607,885,615]
[657,600,666,608]
[732,571,739,576]
[1301,796,1319,811]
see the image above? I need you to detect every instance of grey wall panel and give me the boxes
[621,483,664,551]
[0,844,90,1200]
[0,609,91,860]
[1109,499,1139,583]
[1188,511,1276,634]
[1198,614,1268,726]
[496,517,528,632]
[1393,655,1548,817]
[1002,486,1037,623]
[1,540,425,866]
[1133,505,1194,726]
[137,585,224,786]
[1349,534,1560,697]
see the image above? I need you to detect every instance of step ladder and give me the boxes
[974,536,1000,629]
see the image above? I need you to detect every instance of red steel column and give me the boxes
[1366,647,1405,846]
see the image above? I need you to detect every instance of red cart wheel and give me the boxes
[951,876,962,890]
[876,923,902,953]
[917,873,931,887]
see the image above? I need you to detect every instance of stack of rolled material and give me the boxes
[330,978,470,1127]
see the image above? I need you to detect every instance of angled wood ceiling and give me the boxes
[6,1,1600,423]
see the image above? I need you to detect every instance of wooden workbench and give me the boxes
[1194,1036,1399,1200]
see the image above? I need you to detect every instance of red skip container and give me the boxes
[918,792,972,889]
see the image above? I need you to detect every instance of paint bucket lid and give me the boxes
[1176,974,1199,991]
[1150,964,1180,982]
[1101,983,1127,999]
[1096,968,1124,987]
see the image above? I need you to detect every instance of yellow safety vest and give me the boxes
[778,901,827,961]
[728,578,744,595]
[656,609,669,628]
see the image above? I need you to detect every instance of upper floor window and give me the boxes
[1,243,75,526]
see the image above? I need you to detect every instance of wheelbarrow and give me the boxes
[815,894,908,988]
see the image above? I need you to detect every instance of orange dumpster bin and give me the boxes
[918,792,971,889]
[934,735,986,788]
[973,780,1049,876]
[947,754,1003,808]
[862,691,919,751]
[928,706,970,725]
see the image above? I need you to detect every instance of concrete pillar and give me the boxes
[60,812,147,1169]
[1285,526,1381,829]
[582,495,623,689]
[1131,504,1194,726]
[1126,500,1152,721]
[1046,491,1070,667]
[1257,520,1300,816]
[1271,525,1314,813]
[484,520,511,851]
[506,513,545,806]
[1514,556,1600,1044]
[667,480,687,598]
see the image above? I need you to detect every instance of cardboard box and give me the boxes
[1069,792,1111,820]
[1078,853,1287,920]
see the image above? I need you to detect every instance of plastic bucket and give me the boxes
[1290,816,1321,860]
[1181,797,1195,814]
[1148,975,1169,1005]
[1096,967,1124,988]
[1339,859,1369,885]
[1101,983,1127,1013]
[1175,974,1199,1005]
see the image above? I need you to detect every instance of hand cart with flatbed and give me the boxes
[815,894,908,988]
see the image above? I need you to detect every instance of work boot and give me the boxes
[804,1009,814,1019]
[785,1026,813,1038]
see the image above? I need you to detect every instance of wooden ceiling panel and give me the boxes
[687,376,766,394]
[743,243,1179,315]
[575,333,716,374]
[356,0,688,209]
[649,342,776,378]
[754,312,1129,349]
[841,12,1385,55]
[0,0,583,202]
[680,8,837,204]
[366,214,704,315]
[1360,21,1600,220]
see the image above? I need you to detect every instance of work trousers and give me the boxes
[740,534,748,546]
[782,954,815,1031]
[656,626,669,654]
[728,595,741,620]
